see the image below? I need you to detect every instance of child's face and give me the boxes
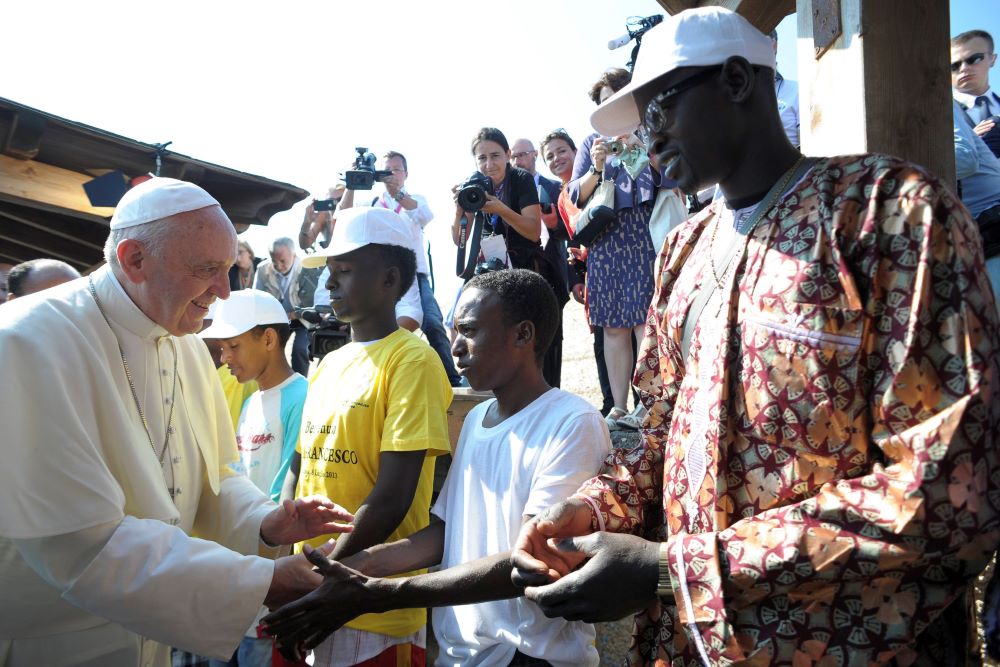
[219,329,271,383]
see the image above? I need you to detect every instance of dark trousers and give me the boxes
[978,204,1000,259]
[418,273,461,386]
[290,322,310,376]
[542,314,563,388]
[508,650,554,667]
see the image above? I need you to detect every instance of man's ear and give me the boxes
[116,239,151,284]
[720,56,756,104]
[262,327,278,351]
[383,265,401,293]
[513,320,536,352]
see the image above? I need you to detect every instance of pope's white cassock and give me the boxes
[0,265,279,667]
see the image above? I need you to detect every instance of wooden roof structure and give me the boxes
[0,97,308,273]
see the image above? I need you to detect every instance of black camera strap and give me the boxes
[456,210,485,280]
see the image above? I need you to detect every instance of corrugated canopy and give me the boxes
[0,97,307,272]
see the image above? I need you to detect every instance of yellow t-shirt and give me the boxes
[296,328,452,636]
[217,365,258,430]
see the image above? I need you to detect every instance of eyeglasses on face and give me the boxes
[511,150,536,160]
[951,52,989,72]
[642,67,722,135]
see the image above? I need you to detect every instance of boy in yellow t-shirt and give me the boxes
[282,206,451,666]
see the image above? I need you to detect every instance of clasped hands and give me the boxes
[261,496,660,658]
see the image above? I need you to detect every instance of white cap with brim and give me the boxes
[198,289,288,339]
[301,207,417,269]
[590,7,776,137]
[110,177,221,230]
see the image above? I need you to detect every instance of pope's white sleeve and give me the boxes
[194,475,279,557]
[14,515,273,660]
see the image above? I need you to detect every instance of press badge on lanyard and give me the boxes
[480,182,510,267]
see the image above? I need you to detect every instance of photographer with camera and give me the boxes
[322,150,461,386]
[452,128,567,387]
[300,184,346,251]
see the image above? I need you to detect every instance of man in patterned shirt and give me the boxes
[512,8,1000,665]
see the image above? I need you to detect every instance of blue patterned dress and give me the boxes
[568,133,667,328]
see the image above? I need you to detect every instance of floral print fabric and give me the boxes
[577,155,1000,665]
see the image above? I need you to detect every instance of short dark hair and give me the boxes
[249,323,292,347]
[7,258,78,297]
[369,243,417,300]
[383,150,408,172]
[953,29,994,52]
[539,129,577,154]
[471,127,509,154]
[466,269,558,363]
[588,68,632,105]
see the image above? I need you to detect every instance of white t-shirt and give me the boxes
[431,388,610,667]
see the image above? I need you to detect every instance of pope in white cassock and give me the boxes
[0,178,354,667]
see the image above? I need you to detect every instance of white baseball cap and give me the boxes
[198,289,288,339]
[302,206,416,269]
[590,7,776,137]
[110,177,221,230]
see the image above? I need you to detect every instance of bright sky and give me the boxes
[2,1,995,305]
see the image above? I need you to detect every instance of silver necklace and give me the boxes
[88,277,178,488]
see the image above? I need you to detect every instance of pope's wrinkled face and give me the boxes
[130,207,236,335]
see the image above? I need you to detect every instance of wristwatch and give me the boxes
[588,164,603,178]
[656,542,673,597]
[394,190,407,202]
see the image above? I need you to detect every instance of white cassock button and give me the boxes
[164,397,171,405]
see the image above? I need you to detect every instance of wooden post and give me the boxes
[797,0,954,184]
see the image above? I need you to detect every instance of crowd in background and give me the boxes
[2,12,1000,667]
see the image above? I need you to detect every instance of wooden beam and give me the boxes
[0,154,116,219]
[655,0,794,32]
[797,0,954,185]
[0,232,86,267]
[0,209,105,252]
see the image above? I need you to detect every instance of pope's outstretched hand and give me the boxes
[260,495,354,547]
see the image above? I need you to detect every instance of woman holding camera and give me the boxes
[453,127,566,385]
[452,127,542,266]
[569,68,674,431]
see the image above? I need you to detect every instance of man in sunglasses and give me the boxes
[952,29,1000,157]
[511,7,1000,664]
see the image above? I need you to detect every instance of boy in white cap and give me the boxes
[281,206,452,666]
[511,7,1000,664]
[200,289,309,665]
[0,177,353,667]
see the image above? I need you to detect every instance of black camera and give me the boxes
[474,256,506,275]
[456,171,495,212]
[312,198,338,211]
[344,147,393,191]
[297,305,351,361]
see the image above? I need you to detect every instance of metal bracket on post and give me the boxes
[812,0,842,59]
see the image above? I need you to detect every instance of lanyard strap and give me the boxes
[680,157,816,360]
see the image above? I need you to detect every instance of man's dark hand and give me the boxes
[523,532,660,623]
[511,497,595,588]
[262,544,384,659]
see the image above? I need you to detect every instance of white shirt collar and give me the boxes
[94,264,170,341]
[954,86,998,109]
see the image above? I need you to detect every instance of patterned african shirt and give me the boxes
[577,155,1000,665]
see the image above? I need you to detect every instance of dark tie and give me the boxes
[975,95,992,122]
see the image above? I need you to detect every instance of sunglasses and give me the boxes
[643,67,722,135]
[951,52,989,72]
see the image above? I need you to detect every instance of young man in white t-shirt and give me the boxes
[199,288,309,666]
[264,269,611,667]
